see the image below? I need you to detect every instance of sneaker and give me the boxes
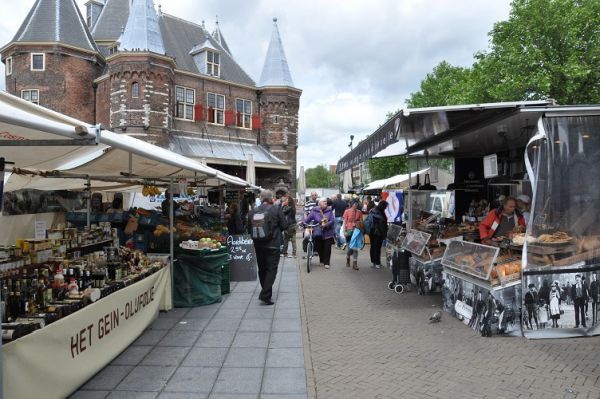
[301,255,307,259]
[375,264,381,269]
[341,243,347,250]
[371,263,376,268]
[281,254,286,257]
[287,254,294,258]
[324,264,330,269]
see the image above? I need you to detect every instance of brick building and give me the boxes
[1,0,301,193]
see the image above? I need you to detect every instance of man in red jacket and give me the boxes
[479,196,525,245]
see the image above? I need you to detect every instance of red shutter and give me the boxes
[236,112,242,127]
[208,107,215,123]
[194,104,204,121]
[252,115,261,129]
[224,109,235,126]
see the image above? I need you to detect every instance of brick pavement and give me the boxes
[298,244,600,399]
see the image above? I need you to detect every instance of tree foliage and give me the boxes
[305,165,337,188]
[368,156,408,181]
[407,0,600,106]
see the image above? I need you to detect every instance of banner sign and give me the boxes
[336,114,404,173]
[3,267,172,399]
[227,234,258,281]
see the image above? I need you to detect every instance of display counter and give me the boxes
[2,265,172,399]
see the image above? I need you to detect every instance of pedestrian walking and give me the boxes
[248,189,289,305]
[281,195,297,258]
[332,193,349,249]
[342,199,363,270]
[368,200,388,269]
[304,198,335,269]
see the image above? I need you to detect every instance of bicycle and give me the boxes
[302,222,320,273]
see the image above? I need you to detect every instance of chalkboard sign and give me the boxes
[226,234,258,281]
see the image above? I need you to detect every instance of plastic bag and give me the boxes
[349,228,365,250]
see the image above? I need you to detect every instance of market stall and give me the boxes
[339,100,600,338]
[0,91,254,398]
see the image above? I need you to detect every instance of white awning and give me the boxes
[363,168,429,191]
[0,91,254,191]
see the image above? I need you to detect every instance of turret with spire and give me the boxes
[118,0,165,53]
[257,17,302,196]
[0,0,103,123]
[212,17,232,56]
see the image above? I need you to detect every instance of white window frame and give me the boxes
[5,56,12,76]
[207,92,225,125]
[21,89,39,105]
[206,51,220,78]
[175,85,195,120]
[30,53,45,71]
[236,98,252,129]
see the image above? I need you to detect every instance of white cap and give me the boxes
[517,194,531,204]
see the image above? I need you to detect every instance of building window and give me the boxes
[272,115,280,124]
[31,53,45,71]
[108,45,118,55]
[5,56,12,76]
[175,86,195,120]
[206,51,220,77]
[21,89,39,104]
[131,82,140,98]
[236,99,252,129]
[207,92,225,124]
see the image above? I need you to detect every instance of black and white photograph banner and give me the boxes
[523,266,600,339]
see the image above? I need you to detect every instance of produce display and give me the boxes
[180,237,223,251]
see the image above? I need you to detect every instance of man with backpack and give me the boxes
[365,200,388,269]
[248,189,289,305]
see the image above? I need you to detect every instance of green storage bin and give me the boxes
[174,247,228,307]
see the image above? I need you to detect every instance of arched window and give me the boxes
[131,82,140,98]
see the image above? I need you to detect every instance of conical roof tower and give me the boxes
[212,18,232,56]
[259,18,294,87]
[118,0,165,53]
[11,0,99,53]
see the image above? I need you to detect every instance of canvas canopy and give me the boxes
[0,91,254,191]
[362,168,429,191]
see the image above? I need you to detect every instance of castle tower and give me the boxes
[258,18,302,194]
[212,18,232,56]
[100,0,175,146]
[1,0,104,124]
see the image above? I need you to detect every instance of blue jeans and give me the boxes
[334,217,344,247]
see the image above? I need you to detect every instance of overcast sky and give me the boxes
[0,0,511,172]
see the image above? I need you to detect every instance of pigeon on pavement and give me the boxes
[429,310,442,323]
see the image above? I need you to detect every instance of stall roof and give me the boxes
[338,101,558,172]
[0,91,254,191]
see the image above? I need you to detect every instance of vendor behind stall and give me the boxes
[479,196,525,245]
[517,194,531,225]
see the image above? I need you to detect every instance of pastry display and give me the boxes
[511,233,537,246]
[536,231,572,245]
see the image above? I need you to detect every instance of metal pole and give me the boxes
[169,178,174,306]
[86,177,91,228]
[218,180,224,227]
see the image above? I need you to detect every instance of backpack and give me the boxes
[251,205,274,242]
[363,211,375,235]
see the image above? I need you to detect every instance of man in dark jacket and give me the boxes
[369,200,388,269]
[590,272,599,325]
[248,190,289,305]
[571,274,589,328]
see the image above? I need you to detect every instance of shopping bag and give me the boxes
[349,228,365,250]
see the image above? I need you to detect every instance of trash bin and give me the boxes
[174,247,227,307]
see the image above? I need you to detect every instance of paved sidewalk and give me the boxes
[299,245,600,399]
[71,255,307,399]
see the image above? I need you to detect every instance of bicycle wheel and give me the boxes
[306,241,313,273]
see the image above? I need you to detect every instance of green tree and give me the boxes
[472,0,600,104]
[305,165,337,188]
[368,156,409,180]
[407,0,600,107]
[406,61,476,108]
